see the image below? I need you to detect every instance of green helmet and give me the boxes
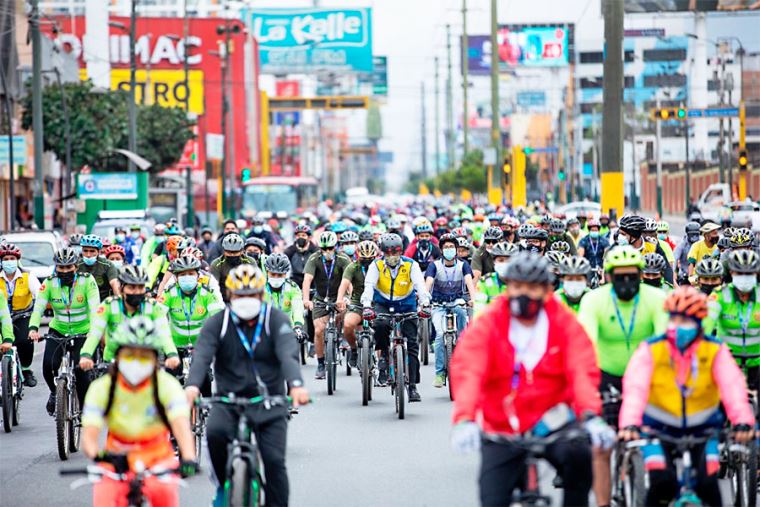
[604,245,645,273]
[111,317,161,352]
[318,231,338,249]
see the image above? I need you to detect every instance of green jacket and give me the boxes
[209,256,254,297]
[263,279,304,327]
[704,284,760,367]
[140,237,160,266]
[30,273,100,335]
[555,287,590,314]
[158,285,225,346]
[146,255,170,290]
[80,296,177,361]
[474,273,506,317]
[0,296,14,344]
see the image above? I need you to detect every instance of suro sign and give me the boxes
[56,33,202,66]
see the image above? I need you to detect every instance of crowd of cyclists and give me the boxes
[0,201,758,506]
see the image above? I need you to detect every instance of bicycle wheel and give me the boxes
[360,337,370,406]
[395,345,405,420]
[12,357,21,427]
[228,457,253,507]
[68,384,81,453]
[445,335,455,401]
[345,347,352,376]
[622,450,647,507]
[1,356,13,433]
[192,406,204,467]
[734,439,758,507]
[420,321,429,366]
[55,379,70,460]
[326,331,336,395]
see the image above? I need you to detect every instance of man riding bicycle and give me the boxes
[473,241,516,316]
[78,234,120,301]
[555,256,592,313]
[263,253,305,336]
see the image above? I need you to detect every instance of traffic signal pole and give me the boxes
[488,0,502,205]
[30,0,45,229]
[738,101,748,200]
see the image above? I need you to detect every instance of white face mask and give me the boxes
[494,262,509,279]
[733,274,756,293]
[118,358,155,386]
[230,297,262,320]
[268,277,285,289]
[563,280,587,299]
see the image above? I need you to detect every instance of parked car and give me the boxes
[553,201,602,220]
[90,210,155,241]
[724,200,760,232]
[0,231,63,280]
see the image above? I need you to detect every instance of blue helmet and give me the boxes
[330,222,348,234]
[165,223,181,235]
[80,234,103,249]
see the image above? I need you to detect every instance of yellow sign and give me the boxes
[419,183,430,196]
[79,69,205,114]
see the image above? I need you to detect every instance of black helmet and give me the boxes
[695,258,724,278]
[685,221,700,234]
[549,219,566,234]
[642,253,667,275]
[619,214,646,235]
[491,241,518,258]
[559,255,591,276]
[358,230,374,242]
[549,241,571,254]
[222,233,245,252]
[504,252,554,285]
[170,255,202,273]
[438,233,458,249]
[379,233,403,253]
[245,236,266,250]
[118,265,149,285]
[295,224,312,235]
[727,250,760,274]
[54,247,79,266]
[483,226,503,242]
[264,253,291,274]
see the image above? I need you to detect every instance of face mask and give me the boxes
[342,245,356,257]
[155,236,166,244]
[668,323,700,352]
[360,259,373,268]
[700,284,720,295]
[250,252,261,262]
[125,293,146,307]
[226,255,242,266]
[110,260,123,269]
[118,357,155,386]
[442,247,457,261]
[569,227,580,236]
[115,233,125,242]
[131,231,141,240]
[385,255,401,267]
[2,260,18,274]
[509,294,543,320]
[733,275,756,293]
[658,233,667,241]
[600,221,609,227]
[589,231,600,239]
[82,255,97,266]
[526,244,543,254]
[418,239,430,250]
[178,275,198,293]
[253,226,263,234]
[296,238,308,249]
[612,273,640,301]
[58,271,75,286]
[494,262,509,279]
[268,277,285,290]
[643,277,662,287]
[323,251,335,261]
[563,280,586,299]
[617,234,629,246]
[704,235,718,246]
[230,297,262,320]
[687,234,700,243]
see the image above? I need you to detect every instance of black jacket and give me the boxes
[284,242,318,288]
[188,305,303,397]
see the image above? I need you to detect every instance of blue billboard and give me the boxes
[245,8,373,74]
[77,173,139,200]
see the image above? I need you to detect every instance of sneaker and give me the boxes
[307,343,316,358]
[46,393,56,416]
[22,369,37,388]
[314,363,326,380]
[432,374,445,388]
[408,385,422,402]
[348,349,358,369]
[377,358,388,386]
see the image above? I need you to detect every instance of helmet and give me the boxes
[358,230,374,242]
[170,255,202,273]
[177,237,196,253]
[656,221,670,234]
[68,233,83,246]
[264,253,291,275]
[540,215,552,226]
[717,236,731,250]
[102,244,125,258]
[295,223,312,235]
[504,252,554,285]
[380,233,403,253]
[222,233,245,253]
[456,237,470,249]
[521,227,548,241]
[54,247,79,266]
[587,218,601,228]
[549,241,571,254]
[664,286,708,320]
[111,317,161,352]
[559,256,591,276]
[644,218,659,233]
[695,258,724,278]
[604,245,645,272]
[387,217,402,230]
[330,222,348,234]
[434,217,448,228]
[685,221,700,234]
[245,237,267,250]
[517,224,535,239]
[491,241,518,258]
[618,214,646,235]
[501,216,520,228]
[80,234,103,249]
[549,219,566,234]
[643,253,668,275]
[727,250,760,274]
[165,223,180,235]
[451,227,468,238]
[0,243,21,259]
[357,240,379,259]
[729,228,753,249]
[166,235,183,255]
[438,233,458,248]
[182,246,204,260]
[567,217,580,226]
[545,250,566,267]
[413,223,434,235]
[153,224,166,235]
[340,230,359,244]
[118,265,149,285]
[318,231,338,249]
[225,265,266,295]
[483,226,503,242]
[723,227,737,239]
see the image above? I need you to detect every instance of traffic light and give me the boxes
[523,147,534,155]
[558,168,566,181]
[738,149,749,171]
[502,156,511,174]
[241,167,252,182]
[651,107,688,121]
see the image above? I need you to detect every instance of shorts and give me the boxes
[600,371,623,429]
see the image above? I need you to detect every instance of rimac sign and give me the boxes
[244,8,373,74]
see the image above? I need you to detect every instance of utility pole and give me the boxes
[30,0,44,229]
[183,0,194,229]
[600,0,624,219]
[489,0,501,202]
[726,72,734,197]
[421,81,427,179]
[461,0,469,156]
[445,24,455,170]
[655,95,663,217]
[629,103,638,211]
[217,2,239,219]
[128,0,138,172]
[1,69,16,228]
[434,57,440,175]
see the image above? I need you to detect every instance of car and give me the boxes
[724,200,760,232]
[0,231,63,280]
[553,201,602,220]
[90,210,155,242]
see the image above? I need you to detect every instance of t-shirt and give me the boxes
[687,240,718,265]
[304,252,351,300]
[470,246,494,275]
[425,259,473,302]
[78,257,118,301]
[342,261,368,306]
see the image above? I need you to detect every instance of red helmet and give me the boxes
[0,243,21,259]
[434,217,448,228]
[102,244,125,258]
[664,286,708,320]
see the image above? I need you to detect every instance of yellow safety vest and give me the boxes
[374,258,414,301]
[0,272,34,312]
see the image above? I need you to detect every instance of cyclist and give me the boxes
[140,223,166,265]
[0,243,41,386]
[687,222,721,279]
[619,286,755,507]
[473,241,517,316]
[519,226,548,254]
[674,221,701,284]
[79,266,179,371]
[721,228,755,284]
[642,253,673,292]
[81,318,198,507]
[548,219,578,255]
[577,246,669,507]
[404,221,441,272]
[284,224,319,290]
[68,233,83,255]
[566,217,585,248]
[29,247,100,415]
[338,230,359,260]
[209,234,253,301]
[694,258,724,296]
[336,240,378,369]
[247,216,276,254]
[263,253,305,337]
[578,219,610,271]
[147,235,182,292]
[703,250,760,391]
[244,236,268,271]
[79,234,121,301]
[545,251,566,291]
[361,233,430,397]
[456,236,473,264]
[555,256,591,313]
[471,226,503,283]
[185,265,309,507]
[616,214,674,284]
[103,244,126,270]
[643,218,675,275]
[656,220,676,251]
[450,252,613,507]
[156,246,222,301]
[302,231,351,379]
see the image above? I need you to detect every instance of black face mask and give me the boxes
[503,232,514,242]
[250,252,261,262]
[226,255,242,266]
[687,234,700,243]
[526,244,544,254]
[643,277,662,288]
[612,273,640,301]
[125,293,146,307]
[509,294,544,320]
[58,271,75,286]
[700,284,720,295]
[600,221,609,227]
[295,238,308,249]
[418,239,430,250]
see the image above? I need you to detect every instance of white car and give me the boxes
[553,201,602,220]
[724,201,760,232]
[1,231,63,280]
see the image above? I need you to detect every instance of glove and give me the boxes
[179,459,199,478]
[362,308,376,321]
[95,452,130,474]
[584,416,616,450]
[418,306,431,319]
[451,421,480,454]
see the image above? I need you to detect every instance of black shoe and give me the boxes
[46,393,56,416]
[22,369,37,388]
[377,358,388,386]
[348,349,358,369]
[408,385,421,402]
[314,363,326,380]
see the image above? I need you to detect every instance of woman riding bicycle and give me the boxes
[619,286,755,507]
[81,317,197,507]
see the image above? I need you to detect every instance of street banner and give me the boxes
[77,173,138,200]
[0,136,27,165]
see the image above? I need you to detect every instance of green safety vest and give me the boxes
[705,284,760,367]
[30,273,100,335]
[263,279,304,327]
[474,273,506,317]
[159,285,224,346]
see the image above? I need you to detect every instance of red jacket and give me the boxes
[451,294,601,434]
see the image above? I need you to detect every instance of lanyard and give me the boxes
[234,305,266,359]
[322,258,335,281]
[4,274,16,301]
[610,288,639,351]
[59,274,78,310]
[737,300,754,336]
[180,291,197,323]
[588,238,599,258]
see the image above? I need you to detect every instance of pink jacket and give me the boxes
[619,339,755,429]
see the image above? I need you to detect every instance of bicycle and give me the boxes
[176,345,207,465]
[418,315,431,366]
[432,299,467,401]
[294,327,308,366]
[198,393,290,507]
[376,311,417,420]
[355,317,375,406]
[43,333,87,461]
[483,426,589,506]
[1,345,24,432]
[315,300,340,395]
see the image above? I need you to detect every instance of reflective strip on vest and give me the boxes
[643,403,721,428]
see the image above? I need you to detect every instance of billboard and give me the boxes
[77,173,138,200]
[244,8,373,74]
[624,0,760,12]
[358,56,388,96]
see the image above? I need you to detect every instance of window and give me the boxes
[581,76,635,88]
[580,52,603,64]
[643,48,687,62]
[643,99,681,110]
[643,74,687,87]
[624,76,635,88]
[580,103,600,114]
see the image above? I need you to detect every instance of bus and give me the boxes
[241,176,319,215]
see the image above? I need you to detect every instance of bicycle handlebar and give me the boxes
[40,333,88,342]
[483,427,590,449]
[60,464,181,480]
[197,393,290,409]
[374,312,418,320]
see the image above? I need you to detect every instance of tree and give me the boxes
[418,149,487,195]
